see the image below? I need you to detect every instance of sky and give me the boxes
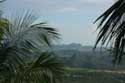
[3,0,114,46]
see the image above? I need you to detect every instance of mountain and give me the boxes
[52,43,106,52]
[48,43,125,69]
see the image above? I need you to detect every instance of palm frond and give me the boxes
[94,0,125,63]
[0,18,9,40]
[0,0,5,3]
[11,52,64,83]
[0,12,60,80]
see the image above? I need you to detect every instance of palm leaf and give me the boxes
[94,0,125,63]
[11,52,64,83]
[0,12,60,80]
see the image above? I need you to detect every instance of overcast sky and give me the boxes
[3,0,114,45]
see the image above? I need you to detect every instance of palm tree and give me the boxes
[0,0,8,40]
[1,52,64,83]
[0,12,64,83]
[94,0,125,63]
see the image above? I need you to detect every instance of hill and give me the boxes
[51,43,125,69]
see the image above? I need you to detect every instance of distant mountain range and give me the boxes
[51,43,106,52]
[48,43,125,69]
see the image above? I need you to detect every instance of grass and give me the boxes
[62,67,125,83]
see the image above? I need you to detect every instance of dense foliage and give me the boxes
[0,12,64,83]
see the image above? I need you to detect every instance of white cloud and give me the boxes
[80,0,113,3]
[4,0,114,13]
[57,7,79,12]
[50,22,98,45]
[3,0,114,45]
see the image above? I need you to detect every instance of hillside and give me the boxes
[51,43,125,69]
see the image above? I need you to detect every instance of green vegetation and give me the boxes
[0,1,64,82]
[0,0,125,83]
[63,67,125,83]
[54,44,114,69]
[55,44,125,83]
